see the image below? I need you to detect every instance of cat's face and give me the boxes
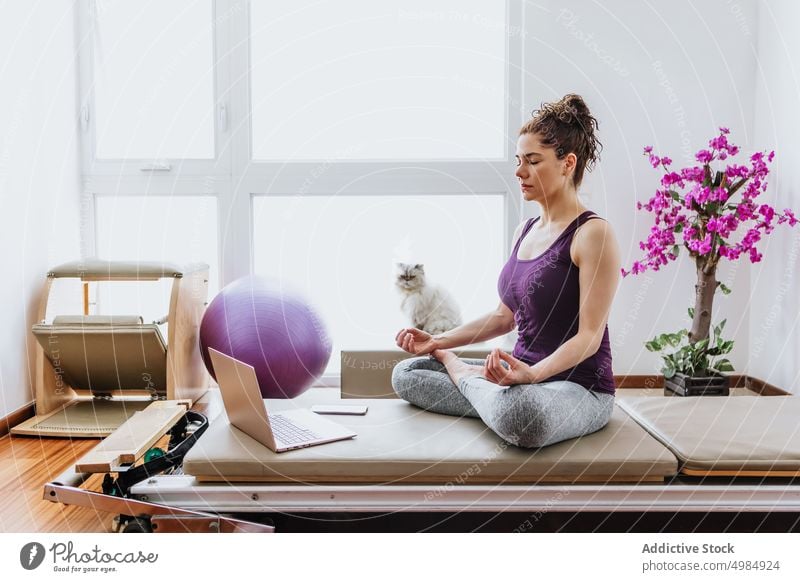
[394,262,425,291]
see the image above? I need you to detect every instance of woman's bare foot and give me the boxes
[431,349,484,385]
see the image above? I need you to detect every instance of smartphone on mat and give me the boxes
[311,404,368,415]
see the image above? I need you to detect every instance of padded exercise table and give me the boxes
[126,388,800,515]
[182,389,674,484]
[618,396,800,477]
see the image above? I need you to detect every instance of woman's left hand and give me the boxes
[483,348,536,386]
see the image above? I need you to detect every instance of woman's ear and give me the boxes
[564,152,577,175]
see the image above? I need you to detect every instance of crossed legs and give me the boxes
[391,353,614,448]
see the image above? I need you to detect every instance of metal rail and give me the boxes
[129,476,800,513]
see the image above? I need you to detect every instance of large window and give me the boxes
[249,1,506,160]
[79,0,523,385]
[253,194,509,375]
[94,195,219,328]
[91,0,216,160]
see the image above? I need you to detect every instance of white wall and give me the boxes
[750,0,800,394]
[1,0,796,410]
[522,0,761,382]
[0,1,82,418]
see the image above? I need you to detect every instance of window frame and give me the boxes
[77,0,232,175]
[78,0,526,386]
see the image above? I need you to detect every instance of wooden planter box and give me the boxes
[664,371,730,397]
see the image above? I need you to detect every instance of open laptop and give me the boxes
[208,348,356,452]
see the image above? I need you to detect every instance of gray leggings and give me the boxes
[390,355,614,448]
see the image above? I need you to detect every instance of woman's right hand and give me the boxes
[395,327,439,355]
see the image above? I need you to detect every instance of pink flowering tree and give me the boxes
[623,128,798,349]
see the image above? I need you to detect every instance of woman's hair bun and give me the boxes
[520,93,602,187]
[538,94,594,128]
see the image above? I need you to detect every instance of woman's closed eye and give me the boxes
[515,158,538,167]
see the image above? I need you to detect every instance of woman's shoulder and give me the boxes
[510,217,534,248]
[571,215,620,268]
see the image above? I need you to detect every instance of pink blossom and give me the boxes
[736,203,755,221]
[696,150,714,164]
[709,135,728,150]
[681,166,705,182]
[758,204,775,223]
[698,233,713,255]
[695,186,712,205]
[741,228,761,247]
[661,172,683,188]
[779,208,798,227]
[627,130,795,276]
[719,245,741,260]
[712,187,728,202]
[725,164,749,180]
[743,180,761,201]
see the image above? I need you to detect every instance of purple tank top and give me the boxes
[497,211,615,395]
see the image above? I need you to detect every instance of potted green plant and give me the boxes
[645,314,734,396]
[623,128,798,396]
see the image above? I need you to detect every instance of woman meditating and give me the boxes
[391,94,621,448]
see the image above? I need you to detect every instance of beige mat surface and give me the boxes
[184,388,677,484]
[618,396,800,476]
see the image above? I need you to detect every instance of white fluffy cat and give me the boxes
[394,262,462,335]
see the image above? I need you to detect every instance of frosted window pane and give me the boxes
[93,0,215,159]
[253,194,506,376]
[94,196,218,325]
[250,1,506,160]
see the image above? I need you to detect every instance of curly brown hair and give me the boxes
[519,94,602,188]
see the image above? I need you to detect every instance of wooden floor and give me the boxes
[0,434,110,532]
[0,391,223,533]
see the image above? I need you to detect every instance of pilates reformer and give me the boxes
[14,260,210,437]
[43,350,800,533]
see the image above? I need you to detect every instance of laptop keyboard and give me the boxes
[268,413,320,445]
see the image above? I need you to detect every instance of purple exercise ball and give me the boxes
[199,275,332,399]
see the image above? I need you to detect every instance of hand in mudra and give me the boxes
[395,328,438,355]
[483,348,534,386]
